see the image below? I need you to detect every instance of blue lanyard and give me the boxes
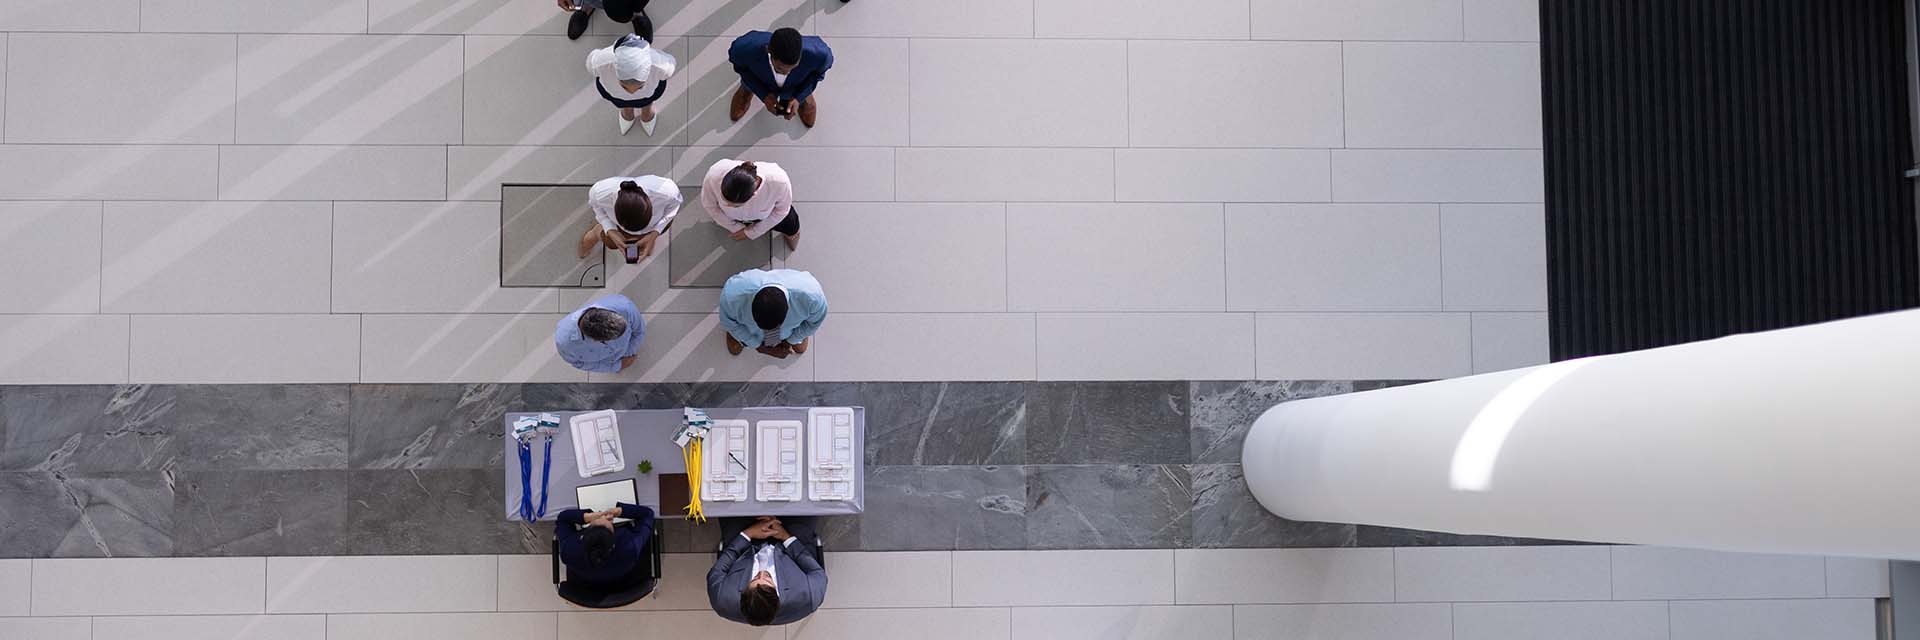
[518,437,553,522]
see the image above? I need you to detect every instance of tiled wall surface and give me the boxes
[0,547,1885,639]
[0,0,1547,385]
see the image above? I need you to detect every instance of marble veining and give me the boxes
[1190,463,1355,548]
[350,384,523,469]
[344,469,525,555]
[1026,382,1189,465]
[173,470,350,556]
[0,385,348,472]
[1189,380,1356,464]
[860,382,1026,466]
[859,465,1027,551]
[0,471,173,557]
[1026,464,1192,549]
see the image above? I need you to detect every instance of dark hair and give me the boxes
[582,525,616,567]
[721,162,759,204]
[751,286,787,331]
[740,583,779,626]
[613,180,653,233]
[579,307,628,342]
[601,0,636,22]
[768,28,803,66]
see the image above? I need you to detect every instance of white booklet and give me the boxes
[702,419,750,502]
[807,407,856,501]
[755,419,803,502]
[570,410,625,478]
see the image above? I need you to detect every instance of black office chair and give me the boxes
[551,530,665,609]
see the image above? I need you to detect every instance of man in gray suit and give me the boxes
[708,516,827,626]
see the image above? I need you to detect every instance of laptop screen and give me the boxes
[575,478,639,523]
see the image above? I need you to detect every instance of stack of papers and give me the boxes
[807,408,856,501]
[570,410,625,478]
[756,420,803,501]
[702,419,750,501]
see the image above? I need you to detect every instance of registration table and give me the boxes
[501,407,866,521]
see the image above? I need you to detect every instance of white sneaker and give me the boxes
[618,112,636,135]
[639,113,657,136]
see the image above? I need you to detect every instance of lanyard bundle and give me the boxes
[514,414,560,523]
[677,408,711,523]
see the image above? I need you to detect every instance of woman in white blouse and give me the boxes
[586,33,676,136]
[700,159,799,251]
[576,175,682,261]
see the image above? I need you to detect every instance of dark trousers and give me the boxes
[769,207,800,236]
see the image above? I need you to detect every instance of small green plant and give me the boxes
[637,460,653,474]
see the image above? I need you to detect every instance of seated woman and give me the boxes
[555,503,656,588]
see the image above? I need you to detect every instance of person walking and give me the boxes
[587,31,675,135]
[717,268,826,359]
[699,159,799,251]
[576,175,681,261]
[557,0,649,41]
[727,27,834,128]
[556,294,645,373]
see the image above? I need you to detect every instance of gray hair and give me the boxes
[579,308,628,342]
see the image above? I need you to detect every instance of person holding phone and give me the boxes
[699,159,798,251]
[577,175,681,262]
[726,27,834,128]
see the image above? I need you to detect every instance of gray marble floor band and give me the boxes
[0,381,1588,558]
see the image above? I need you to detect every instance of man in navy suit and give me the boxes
[727,27,834,128]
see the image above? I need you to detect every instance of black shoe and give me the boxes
[567,7,595,40]
[632,12,654,42]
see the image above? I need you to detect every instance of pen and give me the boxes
[728,452,747,469]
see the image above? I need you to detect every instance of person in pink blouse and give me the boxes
[700,159,799,251]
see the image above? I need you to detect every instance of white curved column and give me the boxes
[1242,309,1920,559]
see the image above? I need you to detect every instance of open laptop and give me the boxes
[574,478,639,525]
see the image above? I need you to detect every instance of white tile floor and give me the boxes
[0,0,1550,384]
[0,547,1883,639]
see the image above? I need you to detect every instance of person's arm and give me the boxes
[728,39,775,98]
[717,298,760,346]
[776,531,828,611]
[717,276,763,346]
[707,530,757,612]
[556,334,620,374]
[786,289,829,343]
[738,179,793,239]
[616,503,656,549]
[792,46,832,101]
[555,509,587,566]
[700,180,747,233]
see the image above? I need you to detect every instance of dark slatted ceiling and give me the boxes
[1542,0,1918,359]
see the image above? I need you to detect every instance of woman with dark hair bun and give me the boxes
[699,158,800,251]
[576,175,682,261]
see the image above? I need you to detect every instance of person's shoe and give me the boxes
[725,333,744,356]
[790,338,808,355]
[566,7,595,40]
[798,96,817,128]
[618,111,636,135]
[729,86,752,122]
[639,110,657,136]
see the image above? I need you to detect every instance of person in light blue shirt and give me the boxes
[556,294,644,373]
[719,269,827,359]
